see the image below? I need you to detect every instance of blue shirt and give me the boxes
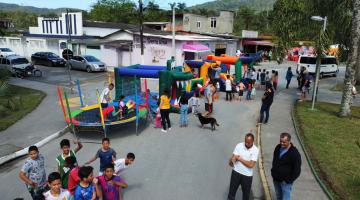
[96,148,117,172]
[74,183,95,200]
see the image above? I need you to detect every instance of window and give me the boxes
[9,39,21,47]
[211,18,217,28]
[0,38,6,46]
[29,40,45,49]
[196,21,201,29]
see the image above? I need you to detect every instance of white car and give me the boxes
[296,55,338,78]
[0,48,16,57]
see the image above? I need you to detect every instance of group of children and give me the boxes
[20,138,136,200]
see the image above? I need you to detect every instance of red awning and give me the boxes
[243,40,274,46]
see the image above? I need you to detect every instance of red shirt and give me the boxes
[68,167,80,195]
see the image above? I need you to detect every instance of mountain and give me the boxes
[0,2,82,15]
[190,0,276,12]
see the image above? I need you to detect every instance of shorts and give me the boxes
[239,90,244,96]
[205,103,213,113]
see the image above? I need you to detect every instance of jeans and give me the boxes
[286,79,291,89]
[160,109,171,130]
[29,187,46,200]
[179,104,188,126]
[246,90,252,100]
[273,180,293,200]
[228,170,253,200]
[226,91,232,101]
[259,104,271,123]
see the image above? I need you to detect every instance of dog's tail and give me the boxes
[215,120,219,126]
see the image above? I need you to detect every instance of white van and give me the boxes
[297,55,338,78]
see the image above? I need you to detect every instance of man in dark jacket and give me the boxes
[259,83,274,124]
[271,132,301,200]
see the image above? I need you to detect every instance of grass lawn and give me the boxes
[0,85,46,131]
[330,82,360,92]
[295,101,360,199]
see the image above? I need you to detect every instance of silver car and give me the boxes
[69,55,106,73]
[0,55,33,74]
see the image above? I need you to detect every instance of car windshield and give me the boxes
[48,53,60,58]
[0,48,12,52]
[299,57,317,64]
[321,58,337,65]
[84,56,99,62]
[12,58,29,64]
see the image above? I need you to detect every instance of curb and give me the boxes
[291,101,334,200]
[0,126,68,165]
[256,123,272,200]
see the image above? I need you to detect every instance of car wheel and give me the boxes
[320,73,324,79]
[86,66,92,73]
[333,73,337,77]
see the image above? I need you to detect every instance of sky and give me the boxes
[0,0,212,10]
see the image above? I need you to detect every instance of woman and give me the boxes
[159,90,171,133]
[285,67,293,89]
[178,91,189,127]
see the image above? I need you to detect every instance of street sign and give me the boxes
[62,49,73,60]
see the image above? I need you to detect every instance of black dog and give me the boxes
[196,113,219,131]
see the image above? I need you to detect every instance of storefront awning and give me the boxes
[182,42,211,53]
[243,40,274,47]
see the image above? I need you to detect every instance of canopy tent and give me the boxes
[182,42,211,53]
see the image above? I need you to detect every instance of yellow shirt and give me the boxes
[160,95,170,109]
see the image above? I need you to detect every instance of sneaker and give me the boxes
[168,127,172,131]
[161,129,167,133]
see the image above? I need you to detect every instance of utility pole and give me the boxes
[66,9,74,93]
[170,3,176,65]
[139,0,144,64]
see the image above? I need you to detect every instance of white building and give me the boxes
[0,12,238,67]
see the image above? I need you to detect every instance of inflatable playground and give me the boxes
[57,54,255,136]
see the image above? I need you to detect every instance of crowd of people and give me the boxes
[19,138,135,200]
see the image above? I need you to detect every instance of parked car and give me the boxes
[31,52,66,67]
[296,55,339,78]
[69,55,106,73]
[0,55,40,77]
[0,48,16,57]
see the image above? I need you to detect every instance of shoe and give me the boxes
[161,129,167,133]
[168,127,172,131]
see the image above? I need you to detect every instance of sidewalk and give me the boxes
[260,71,359,199]
[0,78,66,157]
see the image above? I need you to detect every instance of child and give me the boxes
[188,92,200,115]
[251,80,257,100]
[19,145,47,200]
[178,91,189,127]
[225,75,232,101]
[154,102,162,128]
[238,80,245,101]
[257,68,261,81]
[56,139,82,189]
[43,172,71,200]
[85,138,117,176]
[74,166,98,200]
[215,81,220,99]
[114,153,136,175]
[246,81,252,101]
[97,164,127,200]
[67,157,81,196]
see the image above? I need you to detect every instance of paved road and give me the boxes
[0,93,264,200]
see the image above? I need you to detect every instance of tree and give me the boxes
[176,2,188,14]
[340,0,360,117]
[143,1,167,22]
[89,0,138,24]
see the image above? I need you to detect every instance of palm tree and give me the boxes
[340,0,360,117]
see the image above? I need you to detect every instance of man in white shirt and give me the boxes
[228,133,259,200]
[100,83,114,108]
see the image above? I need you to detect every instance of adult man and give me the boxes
[271,133,301,200]
[228,133,259,200]
[100,83,114,108]
[259,83,274,124]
